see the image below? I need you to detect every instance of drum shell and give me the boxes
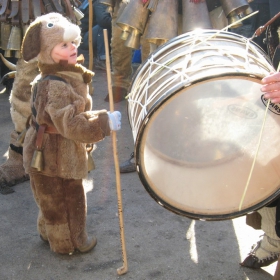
[128,30,279,220]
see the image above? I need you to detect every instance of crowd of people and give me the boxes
[0,0,280,276]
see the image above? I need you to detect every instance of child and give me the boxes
[21,13,121,255]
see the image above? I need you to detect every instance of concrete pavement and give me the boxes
[0,64,277,280]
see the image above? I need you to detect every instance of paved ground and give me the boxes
[0,50,278,279]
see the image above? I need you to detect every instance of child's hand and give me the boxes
[107,111,121,131]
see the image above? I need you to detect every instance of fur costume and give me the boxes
[22,13,110,254]
[0,0,83,194]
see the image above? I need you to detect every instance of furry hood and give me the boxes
[21,13,81,64]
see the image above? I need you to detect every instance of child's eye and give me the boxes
[62,43,67,47]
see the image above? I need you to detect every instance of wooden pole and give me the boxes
[103,28,128,276]
[88,0,94,95]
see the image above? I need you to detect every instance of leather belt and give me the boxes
[32,120,59,135]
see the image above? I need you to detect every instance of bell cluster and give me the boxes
[0,0,84,58]
[101,0,253,50]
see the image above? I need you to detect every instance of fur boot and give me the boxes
[30,173,95,254]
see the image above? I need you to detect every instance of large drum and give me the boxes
[128,29,280,221]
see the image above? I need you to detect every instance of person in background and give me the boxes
[79,0,112,70]
[240,1,280,268]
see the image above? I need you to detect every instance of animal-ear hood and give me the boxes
[21,12,81,64]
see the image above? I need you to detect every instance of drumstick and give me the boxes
[103,29,128,276]
[239,63,280,211]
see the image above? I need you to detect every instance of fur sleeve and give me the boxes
[43,80,108,143]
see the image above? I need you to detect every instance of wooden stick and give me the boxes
[103,28,128,276]
[88,0,94,95]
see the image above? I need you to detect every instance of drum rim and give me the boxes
[127,29,272,129]
[134,73,280,221]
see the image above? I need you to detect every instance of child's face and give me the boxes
[51,41,78,64]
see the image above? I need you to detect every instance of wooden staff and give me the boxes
[88,0,94,95]
[103,28,128,276]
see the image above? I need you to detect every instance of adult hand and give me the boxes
[261,72,280,103]
[107,111,122,131]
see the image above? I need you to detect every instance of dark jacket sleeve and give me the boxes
[94,1,112,29]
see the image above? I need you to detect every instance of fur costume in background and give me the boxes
[0,59,39,194]
[21,12,110,254]
[0,0,84,194]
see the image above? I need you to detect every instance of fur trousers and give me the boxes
[30,173,89,254]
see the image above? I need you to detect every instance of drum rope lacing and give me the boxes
[128,32,273,142]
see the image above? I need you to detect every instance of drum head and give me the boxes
[135,75,280,220]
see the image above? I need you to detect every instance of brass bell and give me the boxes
[125,29,141,49]
[120,29,130,40]
[7,26,22,51]
[14,50,21,58]
[145,0,177,46]
[116,0,149,42]
[228,14,243,28]
[1,22,12,50]
[182,0,213,32]
[31,150,44,171]
[74,7,84,21]
[220,0,249,18]
[87,151,95,172]
[4,50,12,57]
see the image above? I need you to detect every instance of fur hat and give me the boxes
[21,13,81,64]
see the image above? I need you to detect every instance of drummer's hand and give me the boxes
[261,72,280,103]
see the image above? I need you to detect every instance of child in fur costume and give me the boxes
[21,12,121,254]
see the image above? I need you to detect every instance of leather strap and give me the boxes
[21,0,30,23]
[0,0,8,15]
[32,120,59,135]
[8,0,19,19]
[51,0,64,13]
[35,124,46,149]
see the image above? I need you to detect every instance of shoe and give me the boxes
[94,58,106,71]
[77,236,97,253]
[104,86,127,103]
[240,235,280,269]
[240,254,279,269]
[120,152,136,173]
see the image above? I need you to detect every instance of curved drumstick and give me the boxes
[103,29,128,276]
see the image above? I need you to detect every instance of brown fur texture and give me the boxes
[30,173,87,254]
[0,58,39,193]
[23,63,108,179]
[22,13,110,253]
[21,13,81,64]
